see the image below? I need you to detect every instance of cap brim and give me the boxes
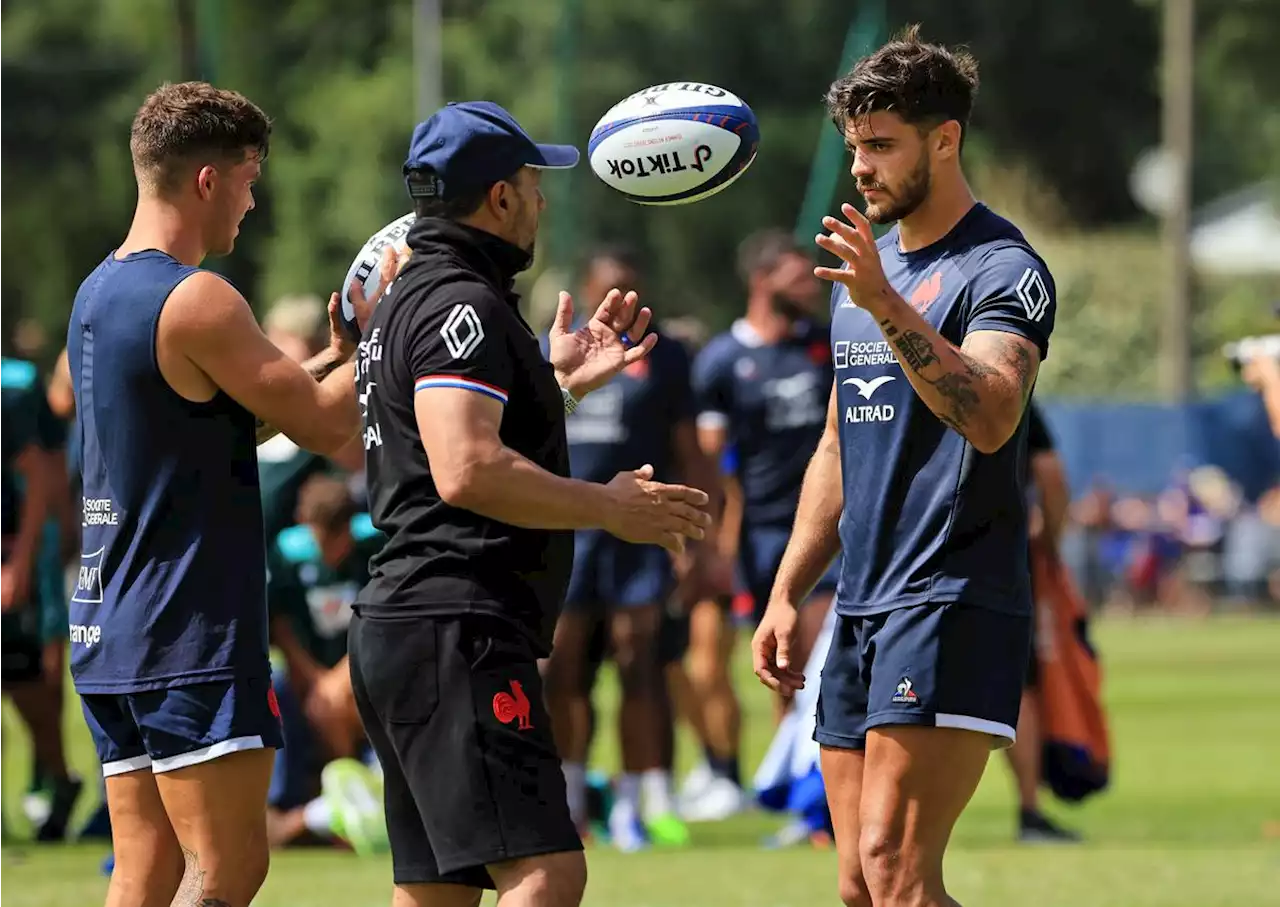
[529,143,580,169]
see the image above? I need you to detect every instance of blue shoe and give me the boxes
[102,853,115,876]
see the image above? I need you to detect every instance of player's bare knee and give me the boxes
[111,842,185,907]
[614,638,659,697]
[837,872,873,907]
[858,822,928,903]
[492,850,586,907]
[685,645,724,692]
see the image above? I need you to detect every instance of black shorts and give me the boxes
[348,612,581,888]
[2,608,44,685]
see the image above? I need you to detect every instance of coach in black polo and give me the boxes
[349,101,711,905]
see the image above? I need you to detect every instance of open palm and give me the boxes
[547,288,657,399]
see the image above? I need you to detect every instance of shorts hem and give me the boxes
[102,754,152,777]
[863,710,1017,747]
[72,668,267,695]
[814,729,866,750]
[391,865,436,885]
[151,735,269,773]
[435,838,584,877]
[935,713,1017,747]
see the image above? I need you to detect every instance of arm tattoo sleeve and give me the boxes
[884,323,1033,440]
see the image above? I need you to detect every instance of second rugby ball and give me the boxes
[339,212,415,340]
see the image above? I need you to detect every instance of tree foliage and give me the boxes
[2,0,1276,397]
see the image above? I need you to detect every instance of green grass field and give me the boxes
[3,614,1278,906]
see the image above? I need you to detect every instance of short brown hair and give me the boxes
[736,229,806,284]
[825,24,979,140]
[130,81,271,193]
[294,474,356,534]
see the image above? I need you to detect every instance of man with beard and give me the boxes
[350,101,712,907]
[690,230,840,775]
[752,26,1057,907]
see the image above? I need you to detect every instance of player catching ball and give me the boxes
[753,26,1058,907]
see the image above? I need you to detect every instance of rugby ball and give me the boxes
[339,212,415,340]
[588,82,759,206]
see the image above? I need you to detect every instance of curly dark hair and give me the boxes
[825,24,979,142]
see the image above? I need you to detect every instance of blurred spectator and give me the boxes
[1240,353,1280,440]
[264,473,385,853]
[264,293,328,363]
[9,318,50,364]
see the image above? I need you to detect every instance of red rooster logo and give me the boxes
[910,271,943,313]
[492,680,533,731]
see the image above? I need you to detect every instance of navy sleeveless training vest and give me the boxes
[67,250,269,693]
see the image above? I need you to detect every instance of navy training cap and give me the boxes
[403,101,579,201]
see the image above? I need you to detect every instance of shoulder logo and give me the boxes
[1015,267,1051,323]
[441,303,485,359]
[841,375,896,399]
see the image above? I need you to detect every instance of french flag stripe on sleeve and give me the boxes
[414,375,509,404]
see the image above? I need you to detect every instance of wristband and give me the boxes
[561,386,579,415]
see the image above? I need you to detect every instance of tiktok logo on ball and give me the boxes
[606,144,713,179]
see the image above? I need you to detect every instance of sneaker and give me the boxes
[677,761,714,808]
[321,759,388,857]
[644,812,692,848]
[762,818,812,849]
[584,771,613,843]
[35,776,83,843]
[607,802,649,854]
[680,776,746,823]
[1018,809,1081,844]
[762,815,833,850]
[23,791,52,828]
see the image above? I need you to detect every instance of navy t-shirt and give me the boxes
[692,320,833,527]
[554,331,695,484]
[831,203,1057,617]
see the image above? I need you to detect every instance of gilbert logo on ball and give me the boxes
[588,82,760,206]
[339,212,415,340]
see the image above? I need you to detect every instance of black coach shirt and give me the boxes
[355,218,573,654]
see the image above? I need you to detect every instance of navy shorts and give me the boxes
[563,529,673,612]
[815,602,1031,750]
[739,523,840,621]
[80,676,284,777]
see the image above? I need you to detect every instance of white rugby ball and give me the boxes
[339,212,415,340]
[588,82,760,206]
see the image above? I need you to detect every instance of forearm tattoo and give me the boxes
[885,325,1029,434]
[893,331,939,372]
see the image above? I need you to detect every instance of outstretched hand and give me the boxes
[547,288,658,400]
[814,202,893,312]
